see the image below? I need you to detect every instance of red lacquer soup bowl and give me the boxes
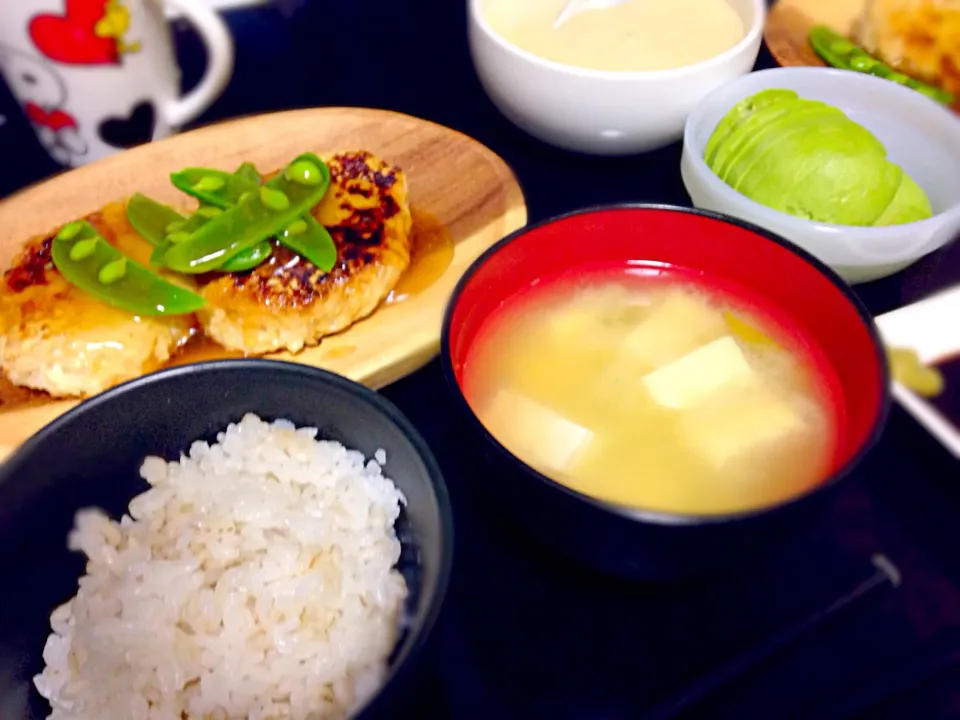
[441,204,890,581]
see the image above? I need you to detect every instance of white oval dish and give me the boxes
[876,286,960,458]
[681,67,960,284]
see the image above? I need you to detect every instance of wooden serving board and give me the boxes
[766,0,960,114]
[0,108,527,461]
[765,0,865,69]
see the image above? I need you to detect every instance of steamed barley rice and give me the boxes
[34,413,408,720]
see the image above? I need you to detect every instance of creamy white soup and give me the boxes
[483,0,745,72]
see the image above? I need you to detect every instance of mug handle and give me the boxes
[162,0,235,128]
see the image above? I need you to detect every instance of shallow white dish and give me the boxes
[876,286,960,458]
[681,67,960,284]
[467,0,765,155]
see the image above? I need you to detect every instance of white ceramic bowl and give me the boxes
[681,67,960,284]
[467,0,765,155]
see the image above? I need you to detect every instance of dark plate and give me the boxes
[0,359,453,719]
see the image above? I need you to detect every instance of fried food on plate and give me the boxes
[197,151,413,354]
[0,150,413,398]
[855,0,960,99]
[0,203,193,398]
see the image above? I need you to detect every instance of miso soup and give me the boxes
[462,266,841,516]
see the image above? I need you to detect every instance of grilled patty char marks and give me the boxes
[0,204,194,398]
[197,150,413,354]
[855,0,960,102]
[0,150,414,396]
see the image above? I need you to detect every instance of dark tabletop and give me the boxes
[1,1,959,718]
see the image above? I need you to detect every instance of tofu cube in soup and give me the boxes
[679,386,811,479]
[641,335,758,410]
[482,389,595,474]
[463,270,836,516]
[622,289,728,372]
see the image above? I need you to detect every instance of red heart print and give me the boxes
[29,0,119,66]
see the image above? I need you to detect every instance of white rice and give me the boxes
[34,413,408,720]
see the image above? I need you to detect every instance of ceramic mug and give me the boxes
[0,0,234,167]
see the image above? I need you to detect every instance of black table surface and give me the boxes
[2,1,959,718]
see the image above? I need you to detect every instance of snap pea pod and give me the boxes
[163,153,331,274]
[173,159,332,268]
[271,159,334,268]
[223,162,271,276]
[220,241,273,272]
[279,216,336,271]
[154,165,274,270]
[234,162,262,186]
[809,25,955,106]
[170,167,259,209]
[126,193,185,246]
[217,167,275,271]
[52,220,206,316]
[149,209,213,266]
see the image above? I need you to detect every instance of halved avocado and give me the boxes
[872,172,933,226]
[724,102,849,191]
[740,122,902,226]
[711,98,815,182]
[703,89,799,168]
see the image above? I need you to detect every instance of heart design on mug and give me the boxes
[29,1,120,66]
[97,101,156,148]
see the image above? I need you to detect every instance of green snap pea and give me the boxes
[69,238,97,261]
[220,241,273,272]
[915,85,947,102]
[150,241,171,266]
[285,219,308,236]
[285,159,325,186]
[154,164,268,271]
[126,193,186,247]
[159,158,326,274]
[170,168,259,209]
[149,209,213,266]
[52,221,206,316]
[192,175,225,192]
[260,186,290,211]
[234,162,262,186]
[217,165,275,272]
[277,215,336,272]
[809,25,955,106]
[57,221,84,241]
[828,38,855,56]
[98,258,127,284]
[166,231,193,245]
[849,54,875,72]
[163,153,330,274]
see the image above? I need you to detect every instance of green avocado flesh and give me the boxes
[704,90,934,227]
[723,103,847,191]
[711,99,801,182]
[704,89,798,167]
[873,174,933,226]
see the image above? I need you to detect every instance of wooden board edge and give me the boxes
[0,116,529,464]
